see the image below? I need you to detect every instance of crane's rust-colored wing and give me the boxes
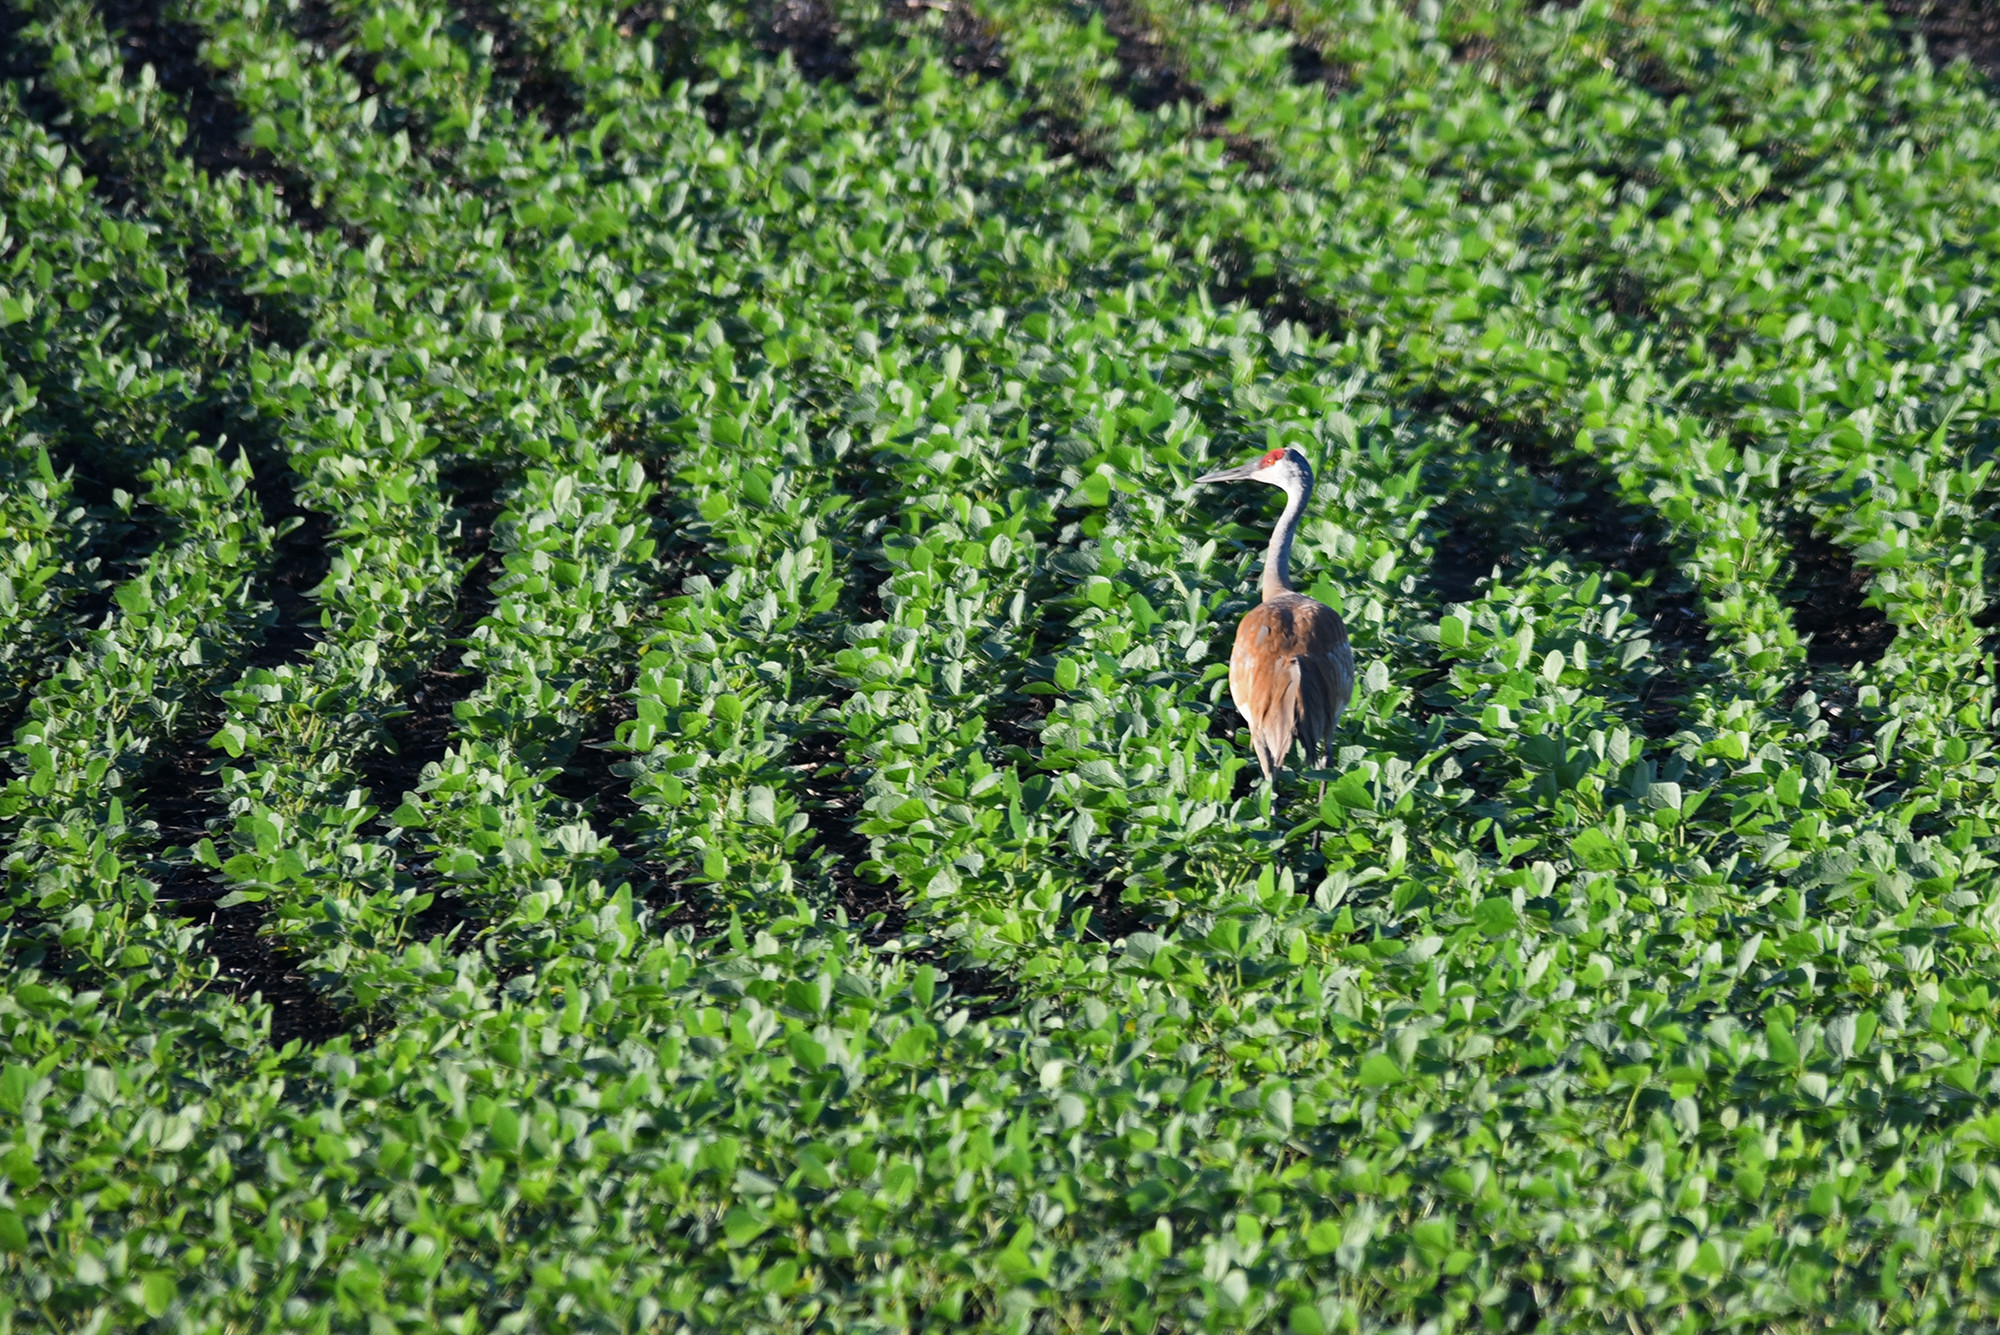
[1228,594,1355,780]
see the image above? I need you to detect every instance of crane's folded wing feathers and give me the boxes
[1228,595,1355,779]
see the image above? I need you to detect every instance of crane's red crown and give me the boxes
[1259,447,1288,468]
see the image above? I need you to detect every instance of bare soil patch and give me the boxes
[1884,0,2000,80]
[1782,516,1897,668]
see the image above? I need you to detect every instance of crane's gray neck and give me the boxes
[1261,474,1310,601]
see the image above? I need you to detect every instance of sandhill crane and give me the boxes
[1197,447,1356,796]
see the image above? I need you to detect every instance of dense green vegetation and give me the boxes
[3,0,2000,1328]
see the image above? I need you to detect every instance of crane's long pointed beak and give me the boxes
[1195,461,1258,484]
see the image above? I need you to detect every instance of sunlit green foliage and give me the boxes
[3,0,2000,1330]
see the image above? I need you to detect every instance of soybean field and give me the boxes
[5,0,2000,1329]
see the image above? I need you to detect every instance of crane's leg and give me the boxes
[1314,742,1331,850]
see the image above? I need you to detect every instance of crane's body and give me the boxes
[1197,447,1355,786]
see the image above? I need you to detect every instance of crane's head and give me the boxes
[1195,446,1313,495]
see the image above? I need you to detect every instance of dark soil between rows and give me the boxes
[245,470,332,670]
[132,441,342,1044]
[757,0,855,84]
[1091,0,1208,113]
[1782,517,1898,668]
[0,6,127,218]
[290,0,384,103]
[97,0,346,243]
[1423,435,1709,738]
[889,0,1010,79]
[1093,0,1274,170]
[359,467,505,945]
[1885,0,2000,79]
[144,744,351,1047]
[790,725,901,935]
[1077,878,1152,948]
[0,0,330,346]
[356,467,504,810]
[590,471,715,934]
[455,1,585,131]
[542,686,655,899]
[787,722,1019,1017]
[1778,671,1878,762]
